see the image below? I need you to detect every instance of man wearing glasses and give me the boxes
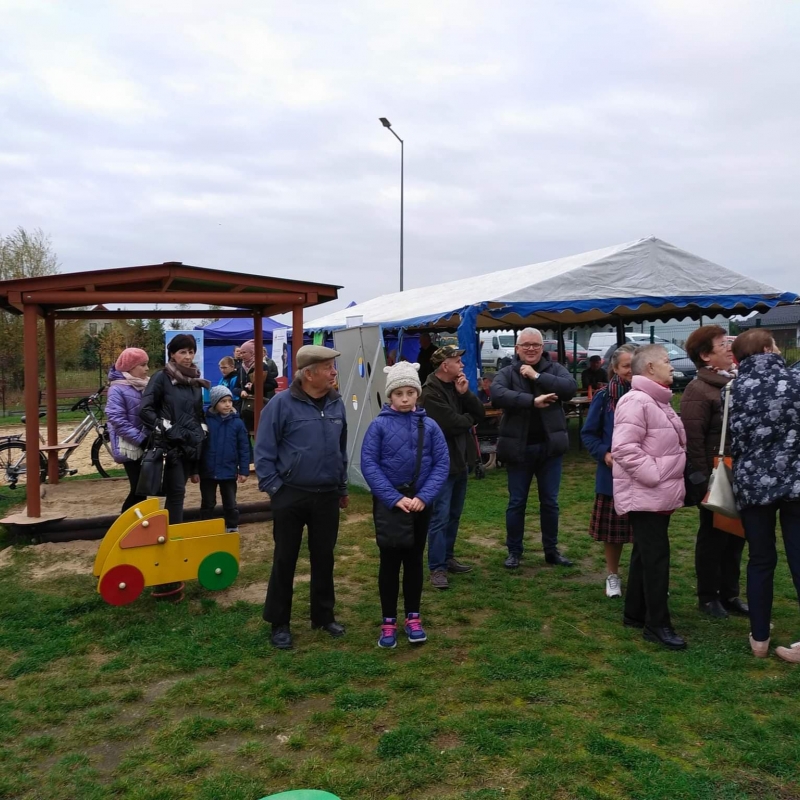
[492,328,577,569]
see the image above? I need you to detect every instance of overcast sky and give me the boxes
[1,0,798,320]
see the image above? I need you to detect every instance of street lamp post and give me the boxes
[379,117,404,292]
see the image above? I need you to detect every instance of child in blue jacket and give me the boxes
[200,386,250,532]
[361,362,449,648]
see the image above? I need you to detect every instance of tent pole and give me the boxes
[615,318,626,348]
[253,309,264,438]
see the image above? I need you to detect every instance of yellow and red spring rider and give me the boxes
[93,499,240,605]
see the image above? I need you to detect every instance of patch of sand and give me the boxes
[1,519,276,581]
[341,512,371,525]
[6,472,269,518]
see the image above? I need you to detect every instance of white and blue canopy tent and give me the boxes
[305,236,798,389]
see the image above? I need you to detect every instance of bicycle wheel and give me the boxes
[91,432,117,479]
[0,441,46,489]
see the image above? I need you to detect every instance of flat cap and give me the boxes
[431,344,466,367]
[296,344,341,369]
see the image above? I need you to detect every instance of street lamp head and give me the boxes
[379,117,392,128]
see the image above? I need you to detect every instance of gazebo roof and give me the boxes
[0,261,341,316]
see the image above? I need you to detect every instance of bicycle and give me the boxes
[0,387,116,490]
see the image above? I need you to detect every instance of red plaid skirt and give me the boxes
[588,493,633,544]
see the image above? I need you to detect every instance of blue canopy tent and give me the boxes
[196,317,289,383]
[305,237,798,390]
[196,316,335,382]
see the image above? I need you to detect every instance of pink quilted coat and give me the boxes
[611,376,687,514]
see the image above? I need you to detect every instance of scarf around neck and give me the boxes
[606,373,631,412]
[703,364,737,379]
[165,360,211,389]
[110,372,150,392]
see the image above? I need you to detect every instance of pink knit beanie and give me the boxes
[115,347,149,373]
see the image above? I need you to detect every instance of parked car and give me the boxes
[543,340,589,370]
[601,341,697,390]
[480,331,517,369]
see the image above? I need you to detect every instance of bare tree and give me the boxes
[0,227,59,392]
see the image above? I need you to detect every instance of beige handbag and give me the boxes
[702,383,740,519]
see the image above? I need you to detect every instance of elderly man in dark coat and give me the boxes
[255,345,349,651]
[492,327,577,569]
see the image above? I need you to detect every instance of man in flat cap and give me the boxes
[420,345,485,589]
[255,345,349,650]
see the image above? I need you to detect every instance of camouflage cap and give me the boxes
[431,344,466,367]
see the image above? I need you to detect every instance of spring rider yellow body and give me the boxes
[93,499,240,605]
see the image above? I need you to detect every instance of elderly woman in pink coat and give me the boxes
[612,344,687,651]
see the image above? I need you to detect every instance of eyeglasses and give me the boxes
[713,341,731,350]
[518,343,543,351]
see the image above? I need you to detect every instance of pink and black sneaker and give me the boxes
[404,613,427,644]
[378,618,397,649]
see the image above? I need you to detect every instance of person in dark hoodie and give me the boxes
[492,327,577,569]
[140,333,209,524]
[200,385,250,532]
[105,347,150,512]
[254,345,349,651]
[361,362,449,648]
[419,345,485,590]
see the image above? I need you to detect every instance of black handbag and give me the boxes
[374,419,425,550]
[136,434,167,497]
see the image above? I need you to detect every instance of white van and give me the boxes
[587,331,669,359]
[480,331,516,369]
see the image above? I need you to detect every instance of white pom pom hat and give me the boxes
[384,361,422,397]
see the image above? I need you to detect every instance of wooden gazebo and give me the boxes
[0,261,340,517]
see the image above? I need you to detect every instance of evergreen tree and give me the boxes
[146,318,166,368]
[129,318,148,349]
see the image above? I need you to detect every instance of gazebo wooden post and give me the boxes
[291,304,304,374]
[44,313,60,484]
[253,310,264,438]
[23,304,41,517]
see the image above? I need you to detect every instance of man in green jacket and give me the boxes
[420,345,485,589]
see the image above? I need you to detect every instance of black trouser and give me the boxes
[162,458,189,524]
[377,506,431,619]
[741,500,800,642]
[199,478,239,529]
[695,506,746,603]
[121,460,147,512]
[624,511,672,629]
[263,486,340,627]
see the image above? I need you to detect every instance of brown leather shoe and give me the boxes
[446,558,473,574]
[430,569,449,590]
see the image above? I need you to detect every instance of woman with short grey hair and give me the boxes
[612,344,688,650]
[581,343,637,598]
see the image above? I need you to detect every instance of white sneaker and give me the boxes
[605,573,622,598]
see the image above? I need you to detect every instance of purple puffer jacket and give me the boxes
[106,369,148,463]
[361,405,450,509]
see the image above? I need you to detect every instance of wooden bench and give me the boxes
[53,388,97,401]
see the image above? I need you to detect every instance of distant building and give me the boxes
[738,304,800,351]
[85,305,115,336]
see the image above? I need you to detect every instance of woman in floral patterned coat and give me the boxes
[728,329,800,662]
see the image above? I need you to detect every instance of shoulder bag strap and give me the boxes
[718,382,732,457]
[411,418,425,490]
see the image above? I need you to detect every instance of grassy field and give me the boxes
[2,454,800,800]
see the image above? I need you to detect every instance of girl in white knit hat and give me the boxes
[360,362,450,648]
